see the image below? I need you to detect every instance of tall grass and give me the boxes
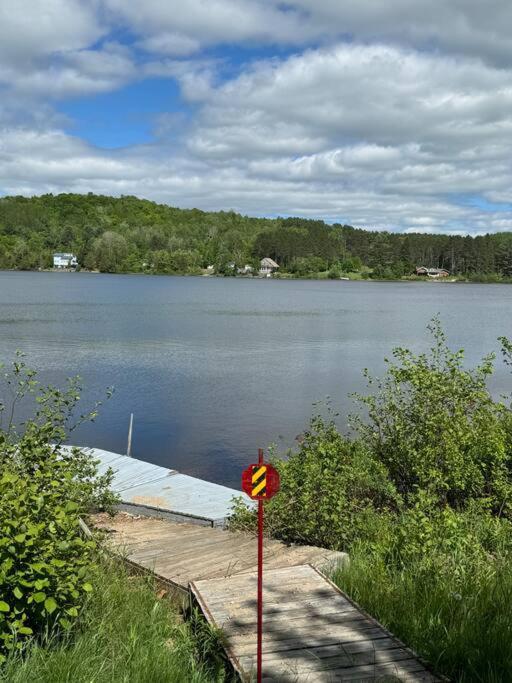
[1,559,229,683]
[333,547,512,682]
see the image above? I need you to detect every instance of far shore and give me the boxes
[1,267,511,285]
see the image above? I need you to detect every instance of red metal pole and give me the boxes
[257,448,264,683]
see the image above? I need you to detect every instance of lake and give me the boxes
[0,271,511,488]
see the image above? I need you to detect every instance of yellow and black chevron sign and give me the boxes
[251,465,267,498]
[242,460,279,500]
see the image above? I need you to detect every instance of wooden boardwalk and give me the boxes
[93,513,347,591]
[93,514,439,681]
[192,565,439,682]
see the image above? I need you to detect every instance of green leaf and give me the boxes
[33,592,46,603]
[18,626,33,635]
[30,562,45,572]
[13,587,23,599]
[44,597,57,614]
[0,602,10,612]
[82,582,93,593]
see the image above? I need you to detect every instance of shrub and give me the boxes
[230,320,512,542]
[352,318,512,515]
[230,414,399,550]
[0,355,116,662]
[0,469,97,658]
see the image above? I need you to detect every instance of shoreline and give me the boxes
[1,267,511,285]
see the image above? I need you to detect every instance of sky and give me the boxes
[1,1,512,235]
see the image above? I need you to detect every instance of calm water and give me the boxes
[0,272,511,487]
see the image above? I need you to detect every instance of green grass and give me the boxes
[1,559,229,683]
[332,548,512,682]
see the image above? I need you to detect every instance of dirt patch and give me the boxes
[88,511,142,533]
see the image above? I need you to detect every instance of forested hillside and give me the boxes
[1,193,512,279]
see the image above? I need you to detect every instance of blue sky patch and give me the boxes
[59,78,186,149]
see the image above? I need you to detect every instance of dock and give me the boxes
[63,445,251,525]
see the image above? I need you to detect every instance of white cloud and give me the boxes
[0,0,134,101]
[104,0,308,48]
[292,0,512,66]
[0,44,136,99]
[102,0,512,65]
[1,2,512,236]
[136,33,201,57]
[0,0,103,63]
[191,44,512,156]
[173,44,512,223]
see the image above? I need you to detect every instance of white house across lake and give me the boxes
[53,253,78,269]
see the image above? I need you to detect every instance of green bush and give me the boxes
[0,355,116,662]
[230,415,399,550]
[231,320,512,547]
[0,469,97,658]
[353,318,512,515]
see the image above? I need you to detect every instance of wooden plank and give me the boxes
[148,540,261,576]
[231,627,390,655]
[121,525,214,546]
[212,601,359,624]
[153,551,256,580]
[322,659,433,680]
[101,515,344,569]
[239,637,400,667]
[191,565,441,682]
[241,645,415,669]
[98,514,345,590]
[222,611,373,636]
[199,579,336,602]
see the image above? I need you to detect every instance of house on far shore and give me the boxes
[259,257,279,277]
[415,266,449,278]
[53,253,78,269]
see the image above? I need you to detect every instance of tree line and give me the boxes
[1,192,512,279]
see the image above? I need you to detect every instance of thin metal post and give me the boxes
[257,447,264,683]
[127,413,133,457]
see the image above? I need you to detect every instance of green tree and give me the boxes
[289,256,327,275]
[85,231,128,272]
